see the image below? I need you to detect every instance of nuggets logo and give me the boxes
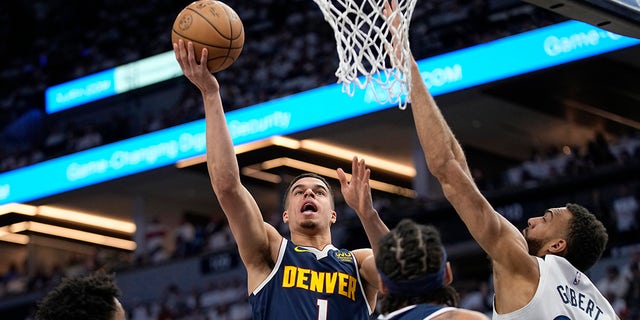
[334,251,353,263]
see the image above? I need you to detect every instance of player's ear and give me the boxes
[549,239,567,254]
[330,210,337,224]
[444,261,453,285]
[282,210,289,224]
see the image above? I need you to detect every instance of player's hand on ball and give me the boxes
[173,39,219,94]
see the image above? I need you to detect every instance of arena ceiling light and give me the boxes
[176,136,416,178]
[0,203,136,235]
[244,157,417,198]
[37,205,136,234]
[5,221,136,251]
[0,203,37,216]
[0,203,136,250]
[0,228,30,245]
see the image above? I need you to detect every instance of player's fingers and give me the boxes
[173,42,182,65]
[383,0,390,16]
[352,156,362,179]
[200,48,208,67]
[186,41,197,67]
[337,168,348,186]
[357,158,367,179]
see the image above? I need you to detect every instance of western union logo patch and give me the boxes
[334,251,353,263]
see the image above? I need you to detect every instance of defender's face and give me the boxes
[283,177,336,230]
[523,207,572,256]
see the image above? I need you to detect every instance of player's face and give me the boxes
[283,177,336,230]
[112,298,126,320]
[523,207,572,257]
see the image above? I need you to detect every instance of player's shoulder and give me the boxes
[441,308,490,320]
[350,248,373,263]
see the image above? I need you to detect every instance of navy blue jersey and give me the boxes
[249,238,371,320]
[379,304,455,320]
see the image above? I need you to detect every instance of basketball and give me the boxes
[171,0,244,73]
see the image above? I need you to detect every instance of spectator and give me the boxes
[626,262,640,320]
[144,216,169,264]
[173,215,196,258]
[596,265,629,315]
[610,184,639,243]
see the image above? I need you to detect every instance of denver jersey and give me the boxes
[378,304,456,320]
[249,238,371,320]
[493,255,617,320]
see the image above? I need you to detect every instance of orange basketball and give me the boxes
[171,0,244,73]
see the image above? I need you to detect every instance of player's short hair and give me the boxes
[563,203,608,272]
[282,172,334,209]
[375,219,459,314]
[35,271,121,320]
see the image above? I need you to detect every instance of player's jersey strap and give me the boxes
[378,304,456,320]
[249,238,371,320]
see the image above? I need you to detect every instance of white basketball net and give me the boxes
[313,0,417,109]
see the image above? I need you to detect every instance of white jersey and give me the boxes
[493,255,617,320]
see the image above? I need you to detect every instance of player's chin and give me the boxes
[300,221,319,229]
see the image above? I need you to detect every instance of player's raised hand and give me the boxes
[173,39,219,94]
[337,156,375,217]
[383,0,405,67]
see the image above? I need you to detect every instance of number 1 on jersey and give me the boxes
[316,299,328,320]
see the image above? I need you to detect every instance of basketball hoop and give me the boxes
[313,0,417,109]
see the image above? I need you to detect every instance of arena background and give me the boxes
[0,0,639,319]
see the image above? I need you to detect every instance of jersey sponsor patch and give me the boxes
[334,251,354,263]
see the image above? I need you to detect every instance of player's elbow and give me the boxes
[429,158,463,184]
[210,173,242,197]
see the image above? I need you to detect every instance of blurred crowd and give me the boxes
[0,0,564,174]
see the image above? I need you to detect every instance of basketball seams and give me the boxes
[220,4,234,68]
[220,4,244,41]
[188,7,233,41]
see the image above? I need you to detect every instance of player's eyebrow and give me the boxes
[292,183,328,193]
[546,209,556,221]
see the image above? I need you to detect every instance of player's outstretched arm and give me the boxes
[338,156,388,300]
[173,40,278,290]
[382,0,528,267]
[337,156,389,257]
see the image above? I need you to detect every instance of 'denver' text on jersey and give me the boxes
[248,238,371,320]
[282,265,358,300]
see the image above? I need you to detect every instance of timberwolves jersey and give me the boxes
[378,304,456,320]
[493,255,617,320]
[249,238,371,320]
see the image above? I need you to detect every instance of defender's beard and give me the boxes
[526,237,544,256]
